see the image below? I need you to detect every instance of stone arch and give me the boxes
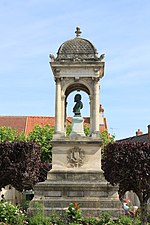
[61,80,94,135]
[65,82,90,97]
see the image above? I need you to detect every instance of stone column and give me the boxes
[89,95,93,135]
[55,78,62,133]
[93,78,100,136]
[61,94,66,133]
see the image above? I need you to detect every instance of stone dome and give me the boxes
[56,27,99,62]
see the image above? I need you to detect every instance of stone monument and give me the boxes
[30,27,121,216]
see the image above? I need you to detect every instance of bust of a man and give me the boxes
[73,94,83,117]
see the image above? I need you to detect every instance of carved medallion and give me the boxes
[67,147,85,168]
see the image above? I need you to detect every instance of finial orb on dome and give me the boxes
[75,26,81,37]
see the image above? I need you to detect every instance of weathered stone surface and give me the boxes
[29,139,122,216]
[30,169,122,216]
[51,138,103,171]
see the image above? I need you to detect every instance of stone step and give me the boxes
[33,180,118,198]
[36,181,109,186]
[34,181,118,191]
[29,206,123,217]
[47,170,106,182]
[31,197,121,209]
[29,171,121,217]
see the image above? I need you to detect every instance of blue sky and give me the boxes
[0,0,150,139]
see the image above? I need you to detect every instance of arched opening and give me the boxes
[65,82,90,97]
[66,91,90,117]
[63,83,91,135]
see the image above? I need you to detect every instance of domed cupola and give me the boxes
[50,27,105,137]
[56,27,99,62]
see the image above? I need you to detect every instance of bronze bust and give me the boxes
[73,94,83,117]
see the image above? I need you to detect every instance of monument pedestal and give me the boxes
[29,136,122,216]
[70,116,85,136]
[30,171,121,217]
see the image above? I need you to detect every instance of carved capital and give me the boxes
[55,77,61,83]
[92,77,99,82]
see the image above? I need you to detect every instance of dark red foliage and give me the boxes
[39,162,52,182]
[102,141,150,200]
[102,141,150,225]
[0,141,50,192]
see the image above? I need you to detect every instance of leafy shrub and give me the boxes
[28,203,65,225]
[148,210,150,223]
[0,201,27,225]
[98,212,115,225]
[20,199,31,212]
[27,125,54,163]
[27,202,50,225]
[28,213,51,225]
[48,213,65,225]
[115,215,133,225]
[66,202,82,223]
[82,216,99,225]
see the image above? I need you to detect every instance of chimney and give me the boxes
[148,125,150,138]
[99,104,104,113]
[99,104,104,126]
[136,129,143,136]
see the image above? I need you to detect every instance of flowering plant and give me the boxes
[0,201,28,225]
[66,202,82,223]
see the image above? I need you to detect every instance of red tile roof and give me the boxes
[0,116,108,134]
[25,116,55,134]
[0,116,27,133]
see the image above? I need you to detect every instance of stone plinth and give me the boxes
[51,136,102,171]
[70,116,85,136]
[29,170,122,217]
[29,136,122,216]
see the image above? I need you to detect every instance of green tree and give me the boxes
[0,126,26,142]
[66,124,72,136]
[101,129,115,145]
[27,125,54,163]
[84,125,90,136]
[102,141,150,225]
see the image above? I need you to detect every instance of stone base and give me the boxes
[50,136,103,171]
[70,116,85,136]
[29,137,122,216]
[29,170,122,217]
